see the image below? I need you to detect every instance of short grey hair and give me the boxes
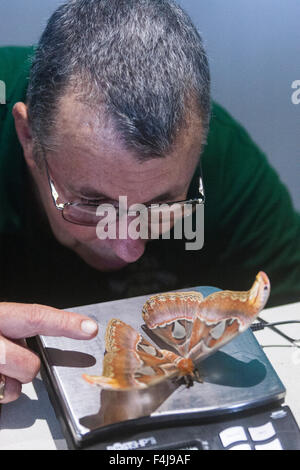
[26,0,211,159]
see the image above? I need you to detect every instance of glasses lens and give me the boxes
[63,203,117,226]
[62,200,200,234]
[148,201,198,237]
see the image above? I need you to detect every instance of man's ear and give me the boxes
[12,102,36,169]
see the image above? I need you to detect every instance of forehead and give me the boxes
[49,94,203,200]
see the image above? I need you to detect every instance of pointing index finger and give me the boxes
[0,303,99,340]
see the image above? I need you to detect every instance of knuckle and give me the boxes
[28,304,73,336]
[28,304,47,334]
[57,311,72,333]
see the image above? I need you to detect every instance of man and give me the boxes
[0,0,299,405]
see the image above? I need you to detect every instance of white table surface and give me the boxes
[0,301,299,450]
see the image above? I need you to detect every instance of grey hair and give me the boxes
[26,0,211,160]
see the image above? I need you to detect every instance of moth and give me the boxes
[83,271,270,391]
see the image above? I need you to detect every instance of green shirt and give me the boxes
[0,46,299,308]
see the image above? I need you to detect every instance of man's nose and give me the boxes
[112,237,146,263]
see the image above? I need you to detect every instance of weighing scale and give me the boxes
[33,287,300,450]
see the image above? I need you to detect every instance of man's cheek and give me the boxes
[70,226,102,244]
[48,213,98,247]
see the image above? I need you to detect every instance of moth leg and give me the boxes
[173,376,184,385]
[172,376,190,387]
[183,375,194,388]
[194,368,204,384]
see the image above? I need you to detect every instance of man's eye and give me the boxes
[79,198,102,205]
[79,198,117,206]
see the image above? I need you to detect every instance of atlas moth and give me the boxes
[83,271,270,391]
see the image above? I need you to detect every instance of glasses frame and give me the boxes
[43,155,205,227]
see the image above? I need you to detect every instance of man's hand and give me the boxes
[0,302,98,403]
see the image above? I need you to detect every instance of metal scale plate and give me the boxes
[35,287,286,449]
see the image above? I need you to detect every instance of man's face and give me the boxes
[22,94,203,271]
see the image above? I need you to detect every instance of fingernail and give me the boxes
[81,320,98,336]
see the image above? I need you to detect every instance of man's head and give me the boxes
[13,0,210,271]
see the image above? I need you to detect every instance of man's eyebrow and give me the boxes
[75,186,175,204]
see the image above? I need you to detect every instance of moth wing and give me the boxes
[142,291,204,357]
[83,319,180,390]
[188,271,271,361]
[104,318,143,353]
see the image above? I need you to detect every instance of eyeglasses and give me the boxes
[43,156,205,229]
